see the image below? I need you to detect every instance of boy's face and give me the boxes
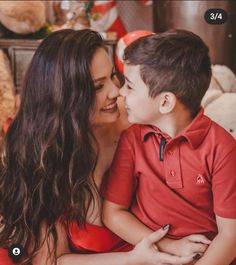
[120,64,161,125]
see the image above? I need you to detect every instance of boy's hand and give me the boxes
[130,228,200,265]
[162,234,211,257]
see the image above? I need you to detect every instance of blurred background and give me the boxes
[0,0,235,141]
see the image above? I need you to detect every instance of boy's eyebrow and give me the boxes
[124,75,133,84]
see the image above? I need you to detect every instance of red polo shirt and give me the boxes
[102,108,236,239]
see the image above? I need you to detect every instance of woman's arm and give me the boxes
[32,222,196,265]
[57,228,196,265]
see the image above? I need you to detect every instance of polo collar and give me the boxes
[141,108,212,149]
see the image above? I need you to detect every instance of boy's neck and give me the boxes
[153,105,193,138]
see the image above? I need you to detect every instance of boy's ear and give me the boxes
[159,92,176,114]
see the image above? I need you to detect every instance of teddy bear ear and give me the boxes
[0,1,46,34]
[201,76,223,108]
[211,65,236,93]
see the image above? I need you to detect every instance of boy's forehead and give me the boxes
[124,64,141,80]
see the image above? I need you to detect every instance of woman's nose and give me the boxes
[108,81,120,99]
[119,86,126,97]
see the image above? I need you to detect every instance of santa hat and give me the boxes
[90,0,126,40]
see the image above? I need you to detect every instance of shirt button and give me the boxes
[170,170,176,177]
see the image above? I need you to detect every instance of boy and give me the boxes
[102,30,236,265]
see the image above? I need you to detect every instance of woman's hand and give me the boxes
[128,227,198,265]
[165,234,211,257]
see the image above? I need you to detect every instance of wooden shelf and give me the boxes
[0,38,116,91]
[0,38,41,49]
[0,38,116,49]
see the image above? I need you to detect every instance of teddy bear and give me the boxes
[0,1,46,35]
[202,65,236,138]
[0,49,15,144]
[0,1,47,144]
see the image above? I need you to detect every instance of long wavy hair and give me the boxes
[0,29,105,263]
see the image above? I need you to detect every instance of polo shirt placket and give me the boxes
[163,139,183,189]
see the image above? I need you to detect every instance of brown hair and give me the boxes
[0,29,106,264]
[124,29,212,117]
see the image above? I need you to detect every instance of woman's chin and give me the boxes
[93,109,120,125]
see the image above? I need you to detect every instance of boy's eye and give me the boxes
[95,84,104,90]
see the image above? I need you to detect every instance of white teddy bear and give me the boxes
[202,65,236,138]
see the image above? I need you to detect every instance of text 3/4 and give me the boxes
[204,9,228,24]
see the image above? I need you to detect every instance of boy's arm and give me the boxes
[103,200,210,256]
[103,200,153,245]
[195,215,236,265]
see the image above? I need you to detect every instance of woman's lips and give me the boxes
[101,102,118,112]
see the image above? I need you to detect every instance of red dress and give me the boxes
[68,221,132,253]
[0,248,14,265]
[0,223,131,265]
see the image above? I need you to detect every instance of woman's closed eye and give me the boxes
[95,83,104,90]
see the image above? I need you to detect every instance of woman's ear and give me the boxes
[159,92,177,114]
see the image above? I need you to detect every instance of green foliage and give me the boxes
[84,0,94,19]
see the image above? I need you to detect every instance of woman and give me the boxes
[0,29,208,265]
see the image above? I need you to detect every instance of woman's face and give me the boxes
[90,48,120,126]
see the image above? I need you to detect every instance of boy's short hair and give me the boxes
[123,29,212,117]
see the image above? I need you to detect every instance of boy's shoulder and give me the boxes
[121,124,144,141]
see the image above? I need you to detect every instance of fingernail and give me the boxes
[162,224,171,230]
[193,254,202,260]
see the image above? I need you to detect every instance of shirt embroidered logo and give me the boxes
[196,174,205,185]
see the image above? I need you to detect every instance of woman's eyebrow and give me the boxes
[94,76,106,82]
[94,67,115,82]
